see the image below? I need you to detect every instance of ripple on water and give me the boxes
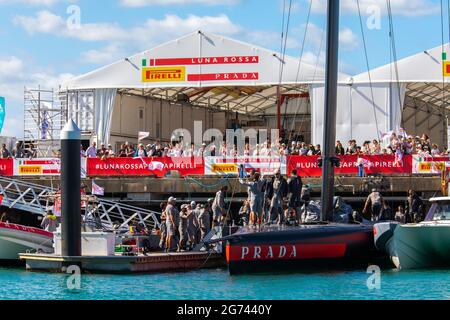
[0,267,449,300]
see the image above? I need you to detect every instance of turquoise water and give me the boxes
[0,267,449,300]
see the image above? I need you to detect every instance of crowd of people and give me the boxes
[158,196,214,252]
[75,132,447,160]
[0,132,446,160]
[0,142,37,159]
[363,188,425,224]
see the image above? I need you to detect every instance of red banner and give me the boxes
[86,157,204,177]
[287,155,412,177]
[0,159,13,176]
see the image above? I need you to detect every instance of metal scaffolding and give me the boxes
[23,87,67,157]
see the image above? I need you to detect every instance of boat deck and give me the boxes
[19,251,226,274]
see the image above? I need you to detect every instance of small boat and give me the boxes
[374,197,450,269]
[220,223,377,274]
[0,222,53,264]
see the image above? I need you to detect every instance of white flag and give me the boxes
[92,180,104,196]
[138,131,150,141]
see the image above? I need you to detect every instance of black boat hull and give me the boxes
[225,223,377,274]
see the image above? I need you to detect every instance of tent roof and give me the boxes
[61,31,350,113]
[352,43,450,84]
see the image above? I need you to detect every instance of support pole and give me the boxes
[60,119,81,257]
[277,87,282,131]
[320,0,340,222]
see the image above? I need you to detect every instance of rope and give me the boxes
[357,0,381,141]
[184,175,232,189]
[277,0,293,134]
[286,0,313,142]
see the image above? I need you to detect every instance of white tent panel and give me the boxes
[62,31,351,91]
[311,83,406,145]
[352,43,450,84]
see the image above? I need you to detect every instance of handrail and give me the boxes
[0,176,160,231]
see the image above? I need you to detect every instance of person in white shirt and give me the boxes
[253,144,260,156]
[260,142,269,157]
[431,144,440,157]
[196,143,207,157]
[107,144,115,157]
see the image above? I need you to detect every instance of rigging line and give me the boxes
[386,0,404,133]
[281,0,294,129]
[293,19,326,142]
[357,0,381,141]
[286,0,313,142]
[277,0,293,135]
[278,0,288,84]
[285,0,313,138]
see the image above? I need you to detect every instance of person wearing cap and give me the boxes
[212,186,228,227]
[363,188,386,222]
[287,169,303,224]
[178,204,189,252]
[165,197,179,252]
[269,169,288,225]
[186,201,199,249]
[41,210,58,232]
[239,172,266,227]
[198,201,211,242]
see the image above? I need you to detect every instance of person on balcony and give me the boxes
[86,141,97,158]
[12,142,24,158]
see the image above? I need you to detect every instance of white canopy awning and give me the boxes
[60,31,450,146]
[352,43,450,84]
[61,31,351,114]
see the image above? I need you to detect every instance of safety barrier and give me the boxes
[1,154,448,178]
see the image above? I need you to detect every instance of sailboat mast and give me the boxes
[320,0,340,222]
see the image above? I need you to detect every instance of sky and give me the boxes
[0,0,449,138]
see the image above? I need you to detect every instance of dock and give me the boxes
[23,175,442,201]
[19,251,226,274]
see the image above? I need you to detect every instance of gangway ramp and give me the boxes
[0,176,161,231]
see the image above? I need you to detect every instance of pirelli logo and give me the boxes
[444,61,450,77]
[419,162,444,172]
[142,66,186,82]
[211,164,237,173]
[19,165,43,175]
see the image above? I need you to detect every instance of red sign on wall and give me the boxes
[86,157,204,177]
[0,159,13,176]
[287,155,412,177]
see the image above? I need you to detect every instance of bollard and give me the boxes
[60,119,81,257]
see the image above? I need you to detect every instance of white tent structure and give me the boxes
[60,31,349,145]
[312,43,450,146]
[60,31,450,147]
